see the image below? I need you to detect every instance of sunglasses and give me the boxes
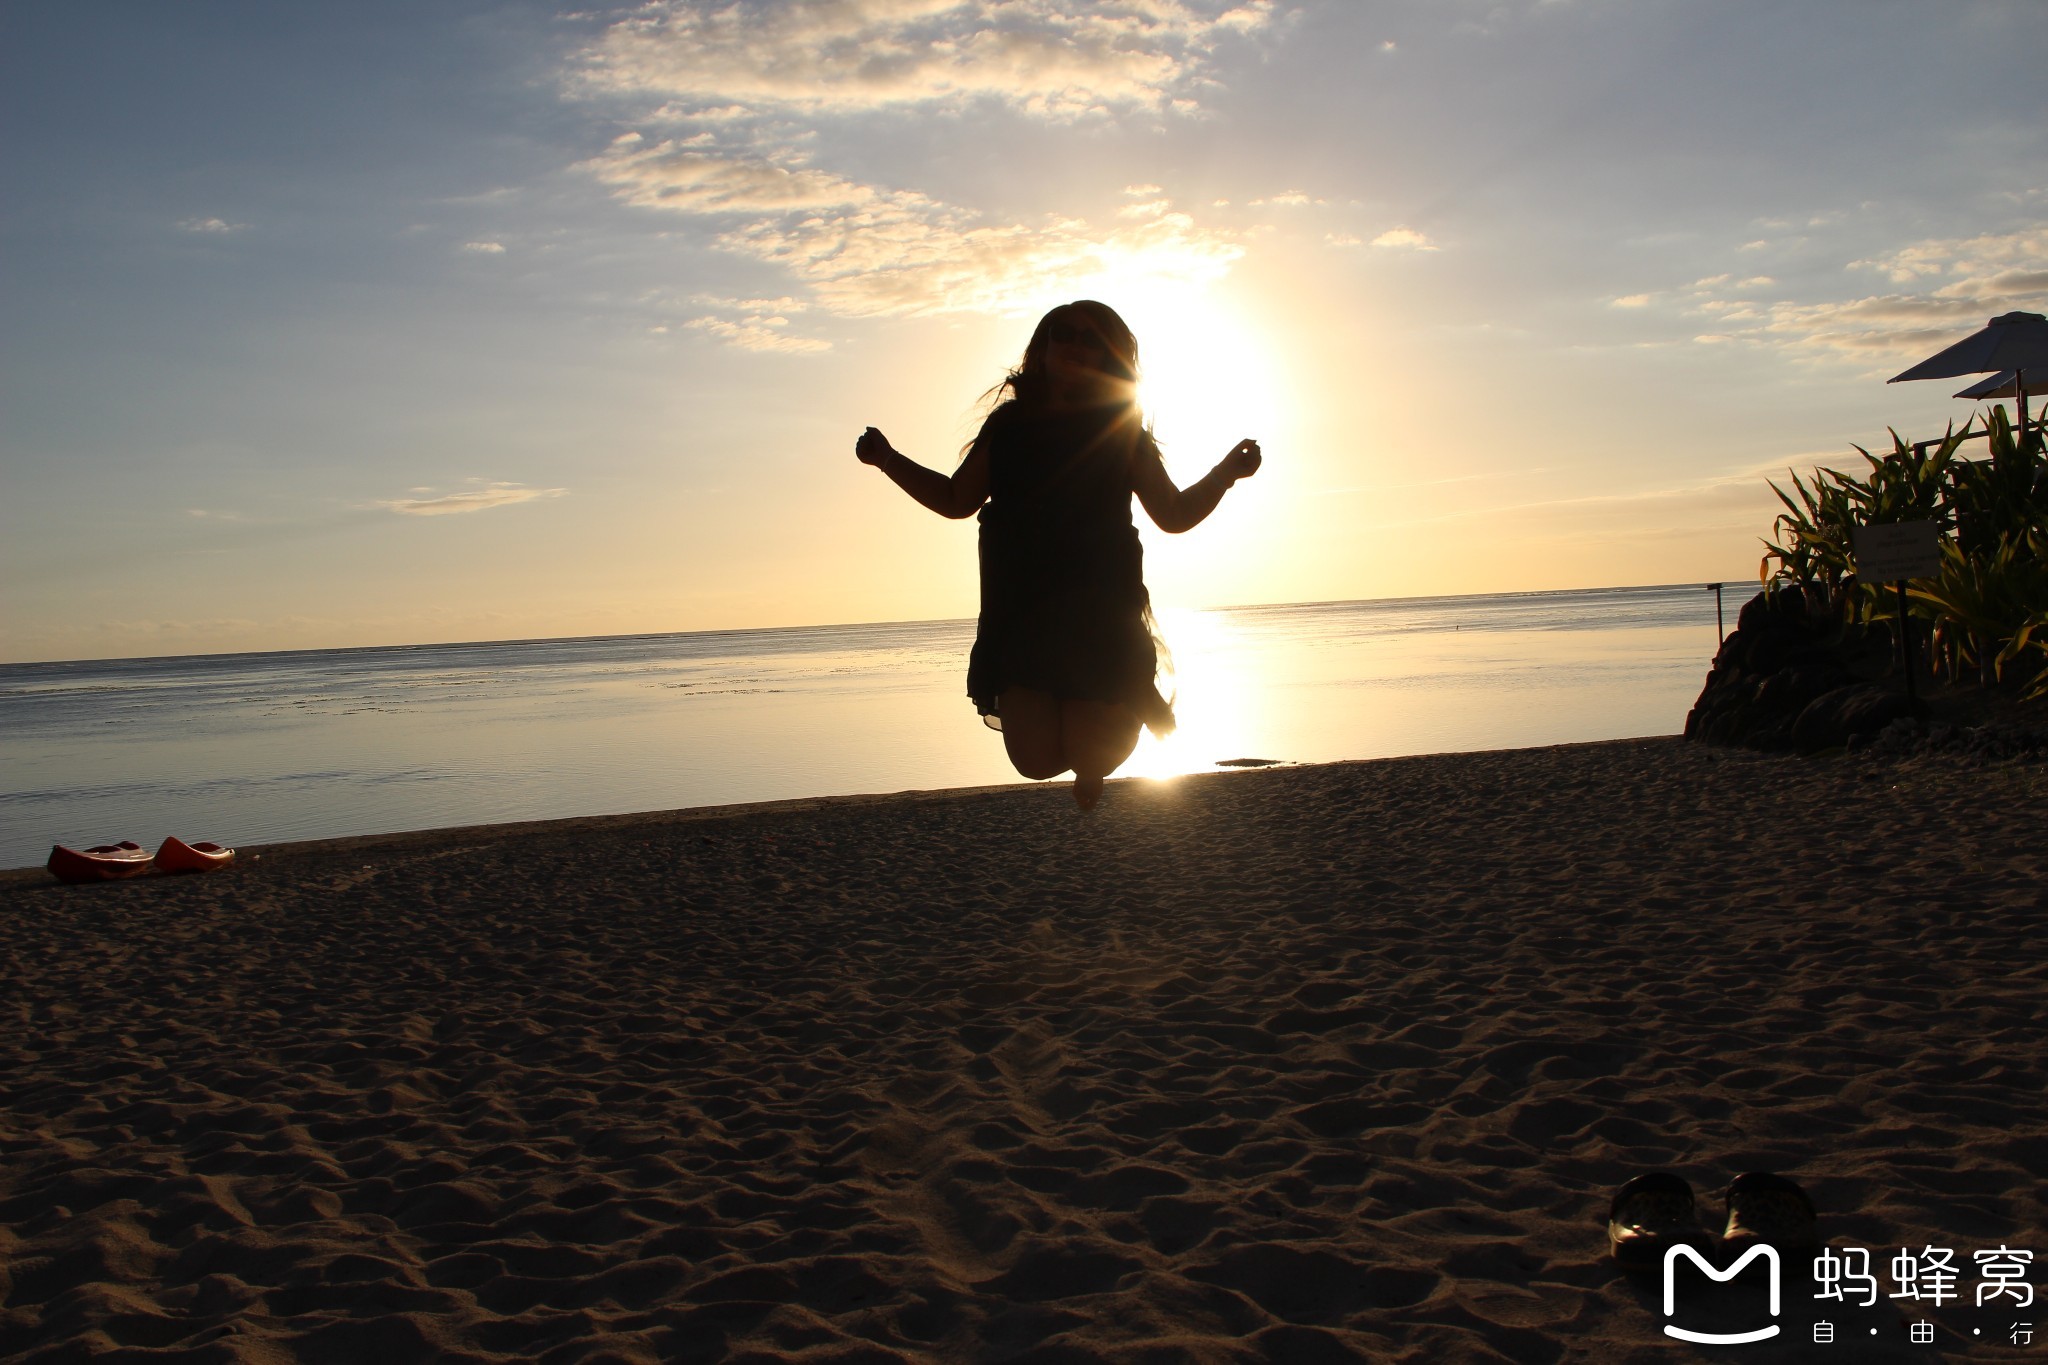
[1046,321,1110,350]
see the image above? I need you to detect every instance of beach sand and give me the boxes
[2,737,2042,1363]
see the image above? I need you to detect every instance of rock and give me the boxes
[1791,685,1921,754]
[1686,588,1909,753]
[1755,663,1852,717]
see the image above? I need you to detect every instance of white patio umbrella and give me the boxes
[1889,310,2048,432]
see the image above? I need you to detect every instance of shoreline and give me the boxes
[1,775,1043,884]
[0,736,1659,883]
[3,736,2041,1361]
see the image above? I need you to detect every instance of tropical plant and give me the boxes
[1758,406,2046,695]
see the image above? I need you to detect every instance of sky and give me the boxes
[2,0,2044,664]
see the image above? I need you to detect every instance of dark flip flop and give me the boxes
[1609,1171,1703,1269]
[1721,1171,1820,1251]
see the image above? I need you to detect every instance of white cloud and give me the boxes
[380,483,567,517]
[1852,227,2048,293]
[580,138,1243,328]
[1371,227,1437,251]
[567,1,1268,345]
[582,137,885,214]
[178,217,247,234]
[684,297,831,353]
[725,199,1243,319]
[687,315,833,354]
[572,0,1275,118]
[700,294,812,314]
[461,241,507,254]
[1611,293,1651,308]
[1680,226,2048,365]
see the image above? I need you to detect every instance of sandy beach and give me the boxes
[2,736,2042,1363]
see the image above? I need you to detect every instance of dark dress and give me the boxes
[964,400,1175,736]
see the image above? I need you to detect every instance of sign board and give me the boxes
[1852,521,1942,582]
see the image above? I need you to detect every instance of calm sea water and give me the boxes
[0,585,1727,869]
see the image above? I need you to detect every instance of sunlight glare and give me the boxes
[1119,606,1266,782]
[1054,250,1283,468]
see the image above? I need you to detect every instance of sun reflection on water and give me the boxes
[1123,606,1266,781]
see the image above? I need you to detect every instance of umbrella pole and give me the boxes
[2018,367,2030,435]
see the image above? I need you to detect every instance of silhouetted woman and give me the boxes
[857,300,1262,808]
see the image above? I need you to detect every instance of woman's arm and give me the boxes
[856,426,989,519]
[1134,438,1262,534]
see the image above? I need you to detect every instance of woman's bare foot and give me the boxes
[1061,700,1136,812]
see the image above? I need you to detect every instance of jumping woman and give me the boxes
[856,299,1263,809]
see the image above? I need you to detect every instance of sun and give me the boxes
[1051,262,1283,469]
[1131,291,1281,464]
[1006,229,1286,468]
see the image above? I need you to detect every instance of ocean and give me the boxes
[0,584,1730,869]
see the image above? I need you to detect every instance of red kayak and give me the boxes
[47,841,155,883]
[154,837,236,874]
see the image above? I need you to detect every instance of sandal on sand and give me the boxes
[1609,1171,1703,1268]
[1721,1172,1820,1251]
[48,841,154,883]
[154,837,236,874]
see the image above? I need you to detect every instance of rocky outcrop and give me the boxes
[1685,587,1920,753]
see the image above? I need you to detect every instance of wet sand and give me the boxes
[2,737,2042,1363]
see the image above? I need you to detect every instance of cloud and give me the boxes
[685,301,833,354]
[379,483,567,516]
[178,216,247,234]
[1611,293,1652,308]
[582,137,1243,324]
[1338,462,1786,543]
[572,0,1274,118]
[582,136,885,214]
[461,241,507,254]
[1681,226,2048,365]
[567,1,1268,344]
[1852,227,2048,294]
[1371,227,1437,251]
[722,198,1243,319]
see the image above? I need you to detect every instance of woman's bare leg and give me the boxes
[997,687,1068,780]
[1061,699,1141,809]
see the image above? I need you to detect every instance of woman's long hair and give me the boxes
[986,299,1142,413]
[964,301,1147,464]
